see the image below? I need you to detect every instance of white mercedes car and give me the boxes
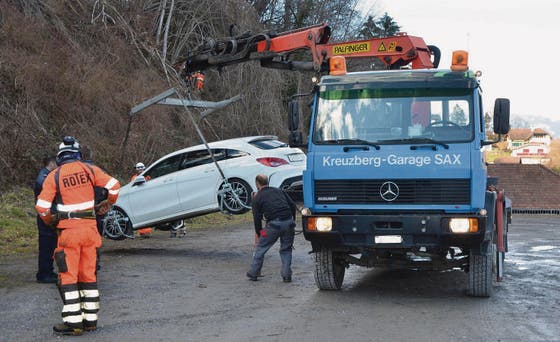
[103,136,305,239]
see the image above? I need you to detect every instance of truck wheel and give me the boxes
[314,247,345,290]
[467,244,495,297]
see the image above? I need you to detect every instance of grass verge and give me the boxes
[0,187,37,256]
[0,187,252,256]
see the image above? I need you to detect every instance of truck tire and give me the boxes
[467,244,495,297]
[314,247,345,290]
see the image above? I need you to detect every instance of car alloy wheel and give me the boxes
[102,207,133,240]
[219,178,252,215]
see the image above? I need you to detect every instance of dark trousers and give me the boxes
[248,219,295,278]
[36,216,57,280]
[95,214,104,270]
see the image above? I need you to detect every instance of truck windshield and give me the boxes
[313,88,474,144]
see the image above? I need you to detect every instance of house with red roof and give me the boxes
[506,128,551,164]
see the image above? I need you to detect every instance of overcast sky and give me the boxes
[361,0,560,122]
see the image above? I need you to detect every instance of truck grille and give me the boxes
[315,179,470,205]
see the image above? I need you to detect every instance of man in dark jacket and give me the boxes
[247,174,297,283]
[34,156,58,283]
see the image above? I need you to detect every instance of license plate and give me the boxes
[374,235,402,244]
[288,153,305,162]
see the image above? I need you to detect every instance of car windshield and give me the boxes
[313,88,474,144]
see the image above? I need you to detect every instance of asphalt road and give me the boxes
[1,215,559,342]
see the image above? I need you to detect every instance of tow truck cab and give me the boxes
[291,68,510,296]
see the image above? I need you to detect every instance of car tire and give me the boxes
[218,178,252,215]
[102,207,133,240]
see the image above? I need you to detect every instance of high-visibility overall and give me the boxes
[36,160,120,329]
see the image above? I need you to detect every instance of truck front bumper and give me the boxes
[302,213,489,252]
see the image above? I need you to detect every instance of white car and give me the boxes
[103,136,305,239]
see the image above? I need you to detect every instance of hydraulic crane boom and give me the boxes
[178,23,440,76]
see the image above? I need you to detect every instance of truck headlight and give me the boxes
[449,218,478,233]
[316,217,332,232]
[307,217,332,232]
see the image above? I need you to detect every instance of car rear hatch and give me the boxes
[248,136,306,166]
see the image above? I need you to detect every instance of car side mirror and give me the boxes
[132,175,146,186]
[288,100,299,131]
[493,98,510,135]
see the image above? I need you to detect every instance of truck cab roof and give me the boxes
[319,69,479,90]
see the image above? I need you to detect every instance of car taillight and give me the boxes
[256,157,289,167]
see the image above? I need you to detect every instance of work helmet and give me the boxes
[135,162,145,171]
[56,136,82,165]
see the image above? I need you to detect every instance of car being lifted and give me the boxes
[102,136,305,240]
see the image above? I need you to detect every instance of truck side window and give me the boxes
[448,100,470,126]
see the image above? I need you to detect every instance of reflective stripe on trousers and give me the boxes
[60,284,82,327]
[80,282,100,325]
[59,282,100,327]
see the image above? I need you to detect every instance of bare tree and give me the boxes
[155,0,167,44]
[2,0,391,189]
[161,0,174,61]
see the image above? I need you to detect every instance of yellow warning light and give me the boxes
[329,56,347,75]
[451,50,469,71]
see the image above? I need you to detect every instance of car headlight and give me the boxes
[449,218,478,233]
[306,217,332,232]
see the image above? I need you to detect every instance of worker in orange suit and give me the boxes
[35,136,120,336]
[130,162,153,238]
[186,71,204,90]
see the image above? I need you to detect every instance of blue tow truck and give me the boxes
[178,23,511,297]
[289,53,511,297]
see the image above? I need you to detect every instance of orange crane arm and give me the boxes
[179,23,439,75]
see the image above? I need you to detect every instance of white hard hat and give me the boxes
[57,136,81,157]
[135,162,145,170]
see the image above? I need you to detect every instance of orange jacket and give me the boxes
[36,161,120,229]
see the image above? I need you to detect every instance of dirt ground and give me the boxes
[1,215,559,342]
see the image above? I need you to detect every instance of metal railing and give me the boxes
[512,208,560,215]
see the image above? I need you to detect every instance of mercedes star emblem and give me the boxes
[380,181,399,202]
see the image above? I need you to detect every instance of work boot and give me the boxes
[37,273,58,284]
[83,321,97,332]
[282,276,292,283]
[246,272,258,281]
[53,323,83,336]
